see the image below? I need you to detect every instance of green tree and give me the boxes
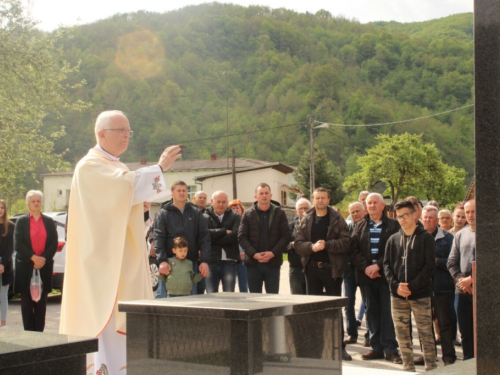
[343,133,466,207]
[293,147,344,203]
[0,0,87,202]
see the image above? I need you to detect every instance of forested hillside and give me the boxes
[47,3,474,188]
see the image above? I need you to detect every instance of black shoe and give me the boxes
[356,319,362,327]
[454,340,462,347]
[414,355,425,365]
[436,338,441,346]
[342,348,352,361]
[385,353,402,364]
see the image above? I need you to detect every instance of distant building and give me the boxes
[41,154,300,216]
[195,162,301,208]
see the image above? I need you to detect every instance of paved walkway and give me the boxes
[5,262,463,374]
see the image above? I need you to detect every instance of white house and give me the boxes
[194,163,300,208]
[42,155,299,215]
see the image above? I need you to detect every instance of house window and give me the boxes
[281,190,287,206]
[187,186,197,201]
[57,190,63,197]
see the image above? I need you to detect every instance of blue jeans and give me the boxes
[357,300,367,321]
[452,293,458,340]
[247,263,280,294]
[343,265,358,338]
[457,293,474,359]
[289,266,306,295]
[156,279,168,298]
[206,261,237,293]
[236,262,248,292]
[361,282,398,354]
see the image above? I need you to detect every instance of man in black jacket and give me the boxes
[295,188,350,295]
[422,205,456,365]
[295,187,352,361]
[154,181,211,296]
[350,193,401,363]
[238,183,290,294]
[384,200,437,372]
[287,198,311,295]
[204,191,241,293]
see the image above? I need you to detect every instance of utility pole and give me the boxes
[225,71,229,169]
[308,114,315,196]
[232,148,237,199]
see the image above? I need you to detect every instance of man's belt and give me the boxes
[309,261,332,268]
[221,259,239,264]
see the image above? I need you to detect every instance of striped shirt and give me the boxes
[369,220,383,264]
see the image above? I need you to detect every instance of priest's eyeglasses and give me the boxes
[103,128,134,137]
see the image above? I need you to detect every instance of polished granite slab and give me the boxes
[119,292,347,319]
[0,329,97,374]
[120,293,347,375]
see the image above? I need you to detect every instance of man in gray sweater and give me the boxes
[447,199,476,360]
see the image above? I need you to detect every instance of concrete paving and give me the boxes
[4,262,464,374]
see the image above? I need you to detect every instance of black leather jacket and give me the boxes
[204,207,241,263]
[350,213,400,286]
[295,206,350,279]
[287,217,303,268]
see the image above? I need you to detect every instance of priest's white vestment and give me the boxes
[60,147,168,375]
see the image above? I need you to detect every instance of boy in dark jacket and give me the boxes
[384,200,436,372]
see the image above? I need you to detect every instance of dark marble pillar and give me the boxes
[474,1,500,373]
[230,319,263,375]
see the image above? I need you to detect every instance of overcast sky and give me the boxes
[28,0,472,31]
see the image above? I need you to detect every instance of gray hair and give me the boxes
[211,190,228,200]
[422,205,438,216]
[194,191,207,198]
[438,209,452,217]
[464,199,475,207]
[358,191,370,200]
[26,190,43,204]
[348,202,364,211]
[367,192,384,204]
[295,198,311,209]
[94,110,127,142]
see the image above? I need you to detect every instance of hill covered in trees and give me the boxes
[45,3,473,200]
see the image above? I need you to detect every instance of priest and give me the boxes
[60,110,181,375]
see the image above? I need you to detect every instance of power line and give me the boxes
[149,104,473,147]
[315,104,474,128]
[167,122,304,145]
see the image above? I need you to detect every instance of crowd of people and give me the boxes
[0,110,475,374]
[145,182,475,371]
[339,192,475,371]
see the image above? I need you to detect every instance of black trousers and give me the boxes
[432,293,457,363]
[20,291,48,332]
[306,263,343,296]
[305,263,345,346]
